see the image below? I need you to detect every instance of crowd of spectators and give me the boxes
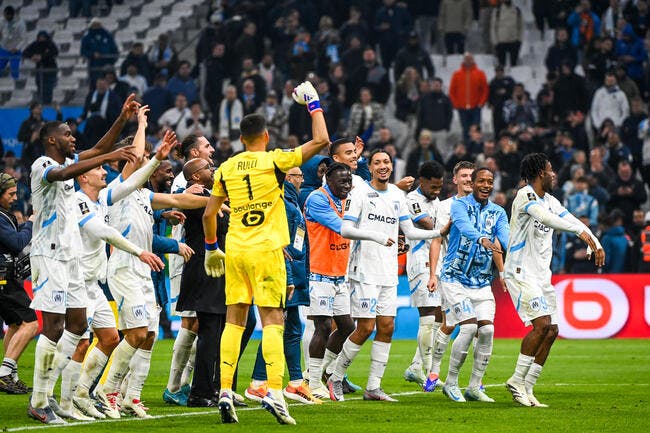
[2,0,650,273]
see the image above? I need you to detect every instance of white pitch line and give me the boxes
[6,384,650,432]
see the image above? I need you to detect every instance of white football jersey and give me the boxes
[107,180,155,278]
[76,190,109,283]
[505,185,566,283]
[433,196,456,277]
[171,172,187,193]
[343,183,409,286]
[406,188,440,279]
[30,156,82,260]
[168,171,187,279]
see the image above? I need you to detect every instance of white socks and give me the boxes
[446,323,477,386]
[47,330,83,397]
[468,324,493,389]
[76,347,109,398]
[104,340,137,393]
[430,329,451,375]
[167,328,196,393]
[512,353,535,383]
[31,336,57,408]
[525,362,543,394]
[60,360,82,409]
[302,314,314,368]
[367,341,391,391]
[323,348,338,375]
[330,338,362,382]
[309,357,324,387]
[417,316,438,374]
[125,349,152,401]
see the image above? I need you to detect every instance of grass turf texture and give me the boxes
[1,339,649,432]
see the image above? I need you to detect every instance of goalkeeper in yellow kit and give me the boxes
[202,81,330,425]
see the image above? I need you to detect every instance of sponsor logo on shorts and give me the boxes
[132,305,146,320]
[360,298,371,311]
[52,290,65,305]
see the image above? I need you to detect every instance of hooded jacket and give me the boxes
[615,24,647,80]
[449,63,489,110]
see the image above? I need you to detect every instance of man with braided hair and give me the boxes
[504,153,605,407]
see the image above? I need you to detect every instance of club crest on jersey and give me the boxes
[484,214,495,231]
[360,298,371,311]
[78,201,90,215]
[412,202,422,214]
[527,192,536,202]
[393,201,400,213]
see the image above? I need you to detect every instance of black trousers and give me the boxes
[496,41,521,67]
[191,312,226,399]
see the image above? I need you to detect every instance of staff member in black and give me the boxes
[176,158,229,407]
[0,173,39,394]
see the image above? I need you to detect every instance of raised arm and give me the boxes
[292,81,330,162]
[152,192,209,210]
[78,93,140,161]
[120,105,150,180]
[46,146,137,183]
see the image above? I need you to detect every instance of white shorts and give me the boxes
[30,256,87,314]
[169,274,196,318]
[108,269,159,332]
[409,273,441,308]
[307,274,350,317]
[439,280,495,327]
[349,279,397,318]
[505,278,557,326]
[83,280,116,339]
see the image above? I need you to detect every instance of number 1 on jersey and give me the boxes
[243,174,254,200]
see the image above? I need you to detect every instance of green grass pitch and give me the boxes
[1,339,649,432]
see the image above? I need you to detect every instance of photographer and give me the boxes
[0,173,38,394]
[503,83,538,129]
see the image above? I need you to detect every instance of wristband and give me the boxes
[307,100,322,114]
[499,271,505,279]
[205,238,219,250]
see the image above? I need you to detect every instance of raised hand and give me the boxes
[121,93,140,119]
[354,135,365,157]
[105,145,138,164]
[155,130,178,161]
[137,105,150,126]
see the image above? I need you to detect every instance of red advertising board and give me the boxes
[494,275,650,339]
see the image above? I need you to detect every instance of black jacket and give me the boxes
[0,209,32,256]
[177,189,228,314]
[417,91,453,134]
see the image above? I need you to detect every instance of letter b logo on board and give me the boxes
[555,278,629,338]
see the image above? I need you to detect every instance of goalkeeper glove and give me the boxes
[204,238,226,278]
[292,81,322,115]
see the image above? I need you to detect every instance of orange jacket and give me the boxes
[449,63,489,110]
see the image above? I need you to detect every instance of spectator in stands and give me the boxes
[545,27,578,73]
[288,30,315,81]
[218,85,243,148]
[78,76,121,145]
[552,131,577,171]
[638,110,650,188]
[374,0,413,69]
[0,6,26,81]
[120,42,152,85]
[614,63,641,103]
[239,57,268,105]
[585,36,616,88]
[119,64,148,96]
[488,65,515,136]
[445,142,470,172]
[405,129,444,177]
[347,87,385,144]
[565,175,599,228]
[341,35,364,80]
[22,31,58,104]
[158,92,191,132]
[317,80,343,137]
[69,0,91,18]
[475,139,497,166]
[496,133,522,190]
[167,60,198,104]
[438,0,472,55]
[314,16,341,78]
[567,1,601,50]
[213,135,234,167]
[605,130,633,171]
[143,73,174,126]
[626,209,647,272]
[588,146,616,189]
[614,24,648,91]
[465,124,484,159]
[103,68,129,103]
[621,97,646,167]
[602,0,625,37]
[608,159,648,225]
[148,33,178,79]
[199,42,228,128]
[394,67,421,126]
[339,5,369,46]
[602,209,629,272]
[490,0,523,67]
[628,0,650,40]
[449,52,489,144]
[369,126,396,152]
[234,21,261,69]
[255,90,287,148]
[80,18,119,88]
[258,52,283,97]
[552,60,590,120]
[17,101,45,169]
[416,77,453,159]
[177,102,212,141]
[241,78,262,116]
[564,214,600,273]
[637,211,650,272]
[590,72,630,129]
[503,83,538,129]
[393,31,435,82]
[346,46,390,106]
[565,110,590,151]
